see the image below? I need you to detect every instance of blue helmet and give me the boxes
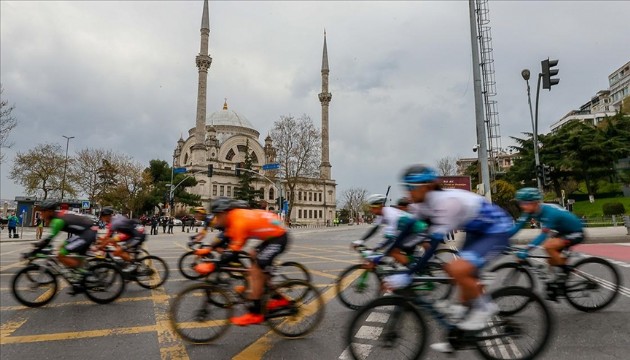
[515,187,542,202]
[400,164,438,185]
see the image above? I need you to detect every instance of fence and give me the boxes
[581,215,630,227]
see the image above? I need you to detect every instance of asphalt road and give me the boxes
[1,225,629,360]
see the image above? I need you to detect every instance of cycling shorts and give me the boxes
[254,233,289,271]
[60,232,97,256]
[459,231,510,269]
[560,232,584,248]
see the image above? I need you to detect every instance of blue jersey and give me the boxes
[509,203,583,246]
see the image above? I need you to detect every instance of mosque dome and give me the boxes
[206,100,254,130]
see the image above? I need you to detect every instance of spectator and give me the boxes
[35,213,44,240]
[161,216,168,234]
[150,216,158,235]
[168,217,174,234]
[7,211,20,238]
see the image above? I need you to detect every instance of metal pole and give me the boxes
[533,73,543,193]
[468,0,491,201]
[61,135,74,200]
[169,156,175,217]
[523,72,543,192]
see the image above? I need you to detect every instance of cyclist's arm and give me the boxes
[407,233,443,273]
[381,217,427,254]
[358,224,380,243]
[507,213,531,238]
[528,231,549,248]
[48,218,64,238]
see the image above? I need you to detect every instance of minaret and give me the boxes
[318,30,332,179]
[191,0,212,165]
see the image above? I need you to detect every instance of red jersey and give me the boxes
[224,209,286,251]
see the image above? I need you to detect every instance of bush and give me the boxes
[602,202,626,216]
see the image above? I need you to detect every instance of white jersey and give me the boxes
[373,206,409,238]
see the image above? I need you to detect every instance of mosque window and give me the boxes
[318,193,322,202]
[212,185,217,196]
[226,148,236,161]
[299,192,302,201]
[227,186,232,197]
[269,188,275,200]
[309,192,312,201]
[298,209,302,218]
[220,186,224,196]
[250,151,258,164]
[319,210,323,218]
[237,145,247,153]
[184,153,189,164]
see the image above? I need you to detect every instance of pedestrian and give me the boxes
[150,216,158,235]
[35,213,44,240]
[161,217,168,234]
[168,217,174,234]
[7,211,20,238]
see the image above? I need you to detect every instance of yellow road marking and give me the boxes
[0,319,28,339]
[0,260,27,272]
[0,325,158,344]
[0,294,169,311]
[289,251,356,265]
[232,270,362,360]
[0,248,24,256]
[306,268,339,280]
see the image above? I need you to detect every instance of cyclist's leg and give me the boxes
[58,235,88,268]
[388,248,410,265]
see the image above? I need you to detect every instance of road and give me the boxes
[1,225,629,360]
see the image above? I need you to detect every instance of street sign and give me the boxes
[174,167,187,174]
[262,163,280,171]
[81,200,90,209]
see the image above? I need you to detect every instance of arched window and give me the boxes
[269,188,275,200]
[184,153,189,165]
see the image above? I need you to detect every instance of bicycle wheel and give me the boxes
[178,251,204,280]
[169,283,233,343]
[336,264,381,310]
[565,257,620,312]
[273,261,312,284]
[488,262,535,292]
[135,255,170,289]
[475,286,553,360]
[433,247,460,264]
[346,296,427,360]
[12,265,58,307]
[83,262,126,304]
[265,279,324,338]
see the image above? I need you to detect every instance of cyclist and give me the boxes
[209,197,289,326]
[352,194,427,268]
[97,208,146,272]
[384,165,513,350]
[510,187,584,289]
[395,197,411,212]
[31,200,99,294]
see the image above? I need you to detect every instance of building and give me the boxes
[550,60,629,133]
[172,0,336,225]
[456,151,519,176]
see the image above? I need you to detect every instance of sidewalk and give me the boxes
[1,224,628,244]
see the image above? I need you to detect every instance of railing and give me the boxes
[580,215,630,228]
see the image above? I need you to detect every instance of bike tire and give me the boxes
[274,261,312,284]
[177,251,205,280]
[489,262,535,291]
[83,262,126,304]
[346,295,427,360]
[135,255,170,289]
[564,257,620,312]
[264,279,325,338]
[336,264,381,310]
[169,283,233,343]
[415,261,453,301]
[433,247,460,264]
[475,286,553,360]
[12,265,58,307]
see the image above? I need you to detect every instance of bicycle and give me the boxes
[336,245,455,310]
[489,245,621,312]
[177,239,311,285]
[169,256,325,344]
[345,274,553,360]
[87,244,170,289]
[12,246,126,307]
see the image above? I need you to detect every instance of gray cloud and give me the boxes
[1,1,629,205]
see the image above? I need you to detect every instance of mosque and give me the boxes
[172,0,336,225]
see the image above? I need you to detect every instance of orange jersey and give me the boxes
[224,209,286,251]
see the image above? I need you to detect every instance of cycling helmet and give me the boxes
[231,200,250,209]
[400,164,438,185]
[515,187,542,202]
[366,194,387,206]
[100,207,114,216]
[210,197,233,214]
[39,199,59,211]
[396,197,410,207]
[193,206,207,215]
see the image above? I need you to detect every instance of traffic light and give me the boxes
[535,164,544,182]
[542,164,552,186]
[207,164,213,177]
[541,58,559,90]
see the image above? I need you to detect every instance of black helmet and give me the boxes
[100,207,114,216]
[39,199,59,211]
[231,200,250,209]
[210,197,233,214]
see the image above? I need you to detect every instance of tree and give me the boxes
[140,159,199,215]
[342,187,368,223]
[71,148,116,204]
[99,155,152,216]
[0,85,17,164]
[270,114,321,221]
[436,156,457,176]
[234,139,264,207]
[491,179,519,218]
[8,143,68,199]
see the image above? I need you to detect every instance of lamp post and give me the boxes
[61,135,75,200]
[521,70,543,193]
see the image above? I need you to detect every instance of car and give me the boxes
[194,219,204,226]
[172,218,183,226]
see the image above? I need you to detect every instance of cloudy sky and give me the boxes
[1,1,629,204]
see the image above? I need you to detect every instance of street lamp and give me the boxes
[61,135,75,200]
[521,70,543,193]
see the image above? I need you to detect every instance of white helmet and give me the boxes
[366,194,387,206]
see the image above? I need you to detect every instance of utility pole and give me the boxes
[468,0,491,201]
[521,69,543,193]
